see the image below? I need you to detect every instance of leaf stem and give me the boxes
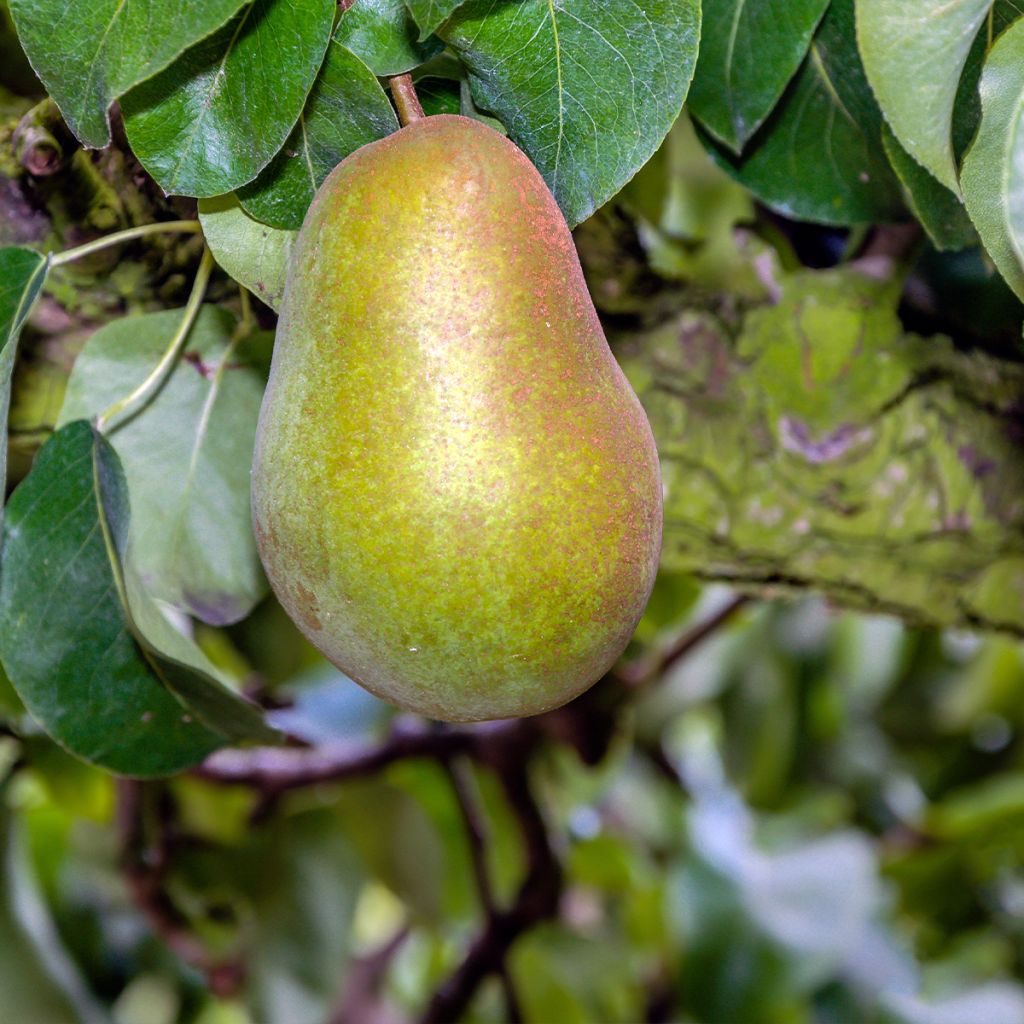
[49,220,203,267]
[237,285,254,337]
[389,73,425,126]
[96,248,215,433]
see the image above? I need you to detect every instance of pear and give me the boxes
[251,114,662,722]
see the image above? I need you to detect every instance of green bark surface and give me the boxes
[620,269,1024,634]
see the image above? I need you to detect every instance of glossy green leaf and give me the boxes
[0,247,47,529]
[403,0,466,40]
[199,194,297,312]
[58,306,269,626]
[882,124,976,251]
[335,0,443,76]
[961,18,1024,299]
[0,420,276,772]
[238,43,398,230]
[121,0,335,197]
[856,0,992,194]
[415,76,461,116]
[0,422,226,775]
[440,0,701,227]
[0,661,23,717]
[688,0,831,153]
[703,0,904,226]
[7,0,247,148]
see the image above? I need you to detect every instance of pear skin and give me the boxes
[252,114,662,721]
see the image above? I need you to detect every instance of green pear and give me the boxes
[252,114,662,722]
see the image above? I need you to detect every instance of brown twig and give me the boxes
[615,594,750,689]
[446,757,497,917]
[197,717,489,790]
[422,755,559,1024]
[445,757,525,1022]
[331,926,411,1024]
[116,780,244,995]
[389,73,425,127]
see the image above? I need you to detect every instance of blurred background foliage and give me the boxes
[3,3,1024,1023]
[5,583,1024,1023]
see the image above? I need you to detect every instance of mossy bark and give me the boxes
[618,269,1024,635]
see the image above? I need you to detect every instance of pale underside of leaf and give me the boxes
[856,0,992,195]
[961,18,1024,299]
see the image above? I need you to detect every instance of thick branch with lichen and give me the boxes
[616,267,1024,634]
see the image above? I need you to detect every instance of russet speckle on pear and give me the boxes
[251,114,663,721]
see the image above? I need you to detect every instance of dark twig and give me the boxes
[331,925,410,1024]
[615,594,750,689]
[446,757,497,917]
[116,780,244,995]
[197,718,503,790]
[422,754,559,1024]
[445,757,525,1022]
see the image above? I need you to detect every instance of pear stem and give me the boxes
[96,247,215,432]
[390,73,425,126]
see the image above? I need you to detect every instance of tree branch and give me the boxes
[116,780,244,996]
[446,757,497,917]
[199,592,748,794]
[616,594,750,689]
[421,755,559,1024]
[616,268,1024,636]
[444,756,525,1022]
[197,718,487,790]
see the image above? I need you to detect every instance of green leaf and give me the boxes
[121,0,335,197]
[0,422,275,776]
[961,18,1024,300]
[242,811,364,1024]
[7,0,248,148]
[675,788,883,1020]
[856,0,992,194]
[509,924,645,1024]
[882,123,976,251]
[199,194,297,312]
[0,661,24,717]
[0,804,108,1024]
[334,0,443,76]
[238,43,399,230]
[335,767,474,924]
[0,247,47,530]
[403,0,467,41]
[439,0,701,227]
[415,76,461,116]
[163,805,364,1022]
[58,306,268,626]
[702,0,904,226]
[688,0,831,153]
